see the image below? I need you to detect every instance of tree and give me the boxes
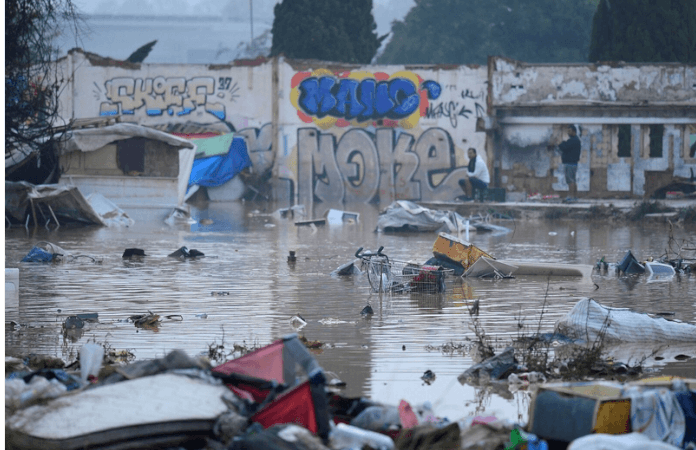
[589,0,696,63]
[378,0,598,65]
[270,0,386,64]
[5,0,82,183]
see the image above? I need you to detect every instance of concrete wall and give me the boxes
[275,60,487,206]
[490,57,696,198]
[57,50,489,205]
[56,50,695,203]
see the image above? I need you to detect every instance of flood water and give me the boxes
[5,200,696,425]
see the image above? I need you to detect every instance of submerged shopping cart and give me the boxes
[355,247,454,293]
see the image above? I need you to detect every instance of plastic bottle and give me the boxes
[329,422,395,450]
[80,343,104,384]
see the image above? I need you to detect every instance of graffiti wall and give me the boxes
[277,62,488,205]
[61,50,273,134]
[57,51,489,204]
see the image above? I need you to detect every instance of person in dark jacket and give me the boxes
[549,125,581,201]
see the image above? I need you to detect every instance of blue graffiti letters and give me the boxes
[298,76,440,122]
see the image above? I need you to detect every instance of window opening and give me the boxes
[617,125,631,157]
[117,138,146,174]
[649,125,663,158]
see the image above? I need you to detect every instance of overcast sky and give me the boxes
[73,0,415,38]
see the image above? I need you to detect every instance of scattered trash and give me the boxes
[129,311,161,328]
[194,313,207,319]
[617,250,646,274]
[79,343,104,385]
[458,347,519,383]
[294,218,326,227]
[272,204,306,219]
[432,233,493,275]
[63,316,85,330]
[122,248,146,258]
[290,314,307,329]
[327,378,347,388]
[356,246,453,293]
[567,432,682,450]
[6,372,234,450]
[349,404,402,433]
[21,241,68,263]
[231,423,328,450]
[299,335,323,349]
[376,200,468,233]
[164,206,197,225]
[331,260,362,276]
[168,246,205,258]
[86,193,135,227]
[529,378,696,447]
[464,256,518,279]
[421,370,436,385]
[326,208,360,225]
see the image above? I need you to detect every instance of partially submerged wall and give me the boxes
[56,50,695,203]
[57,51,489,205]
[490,57,696,198]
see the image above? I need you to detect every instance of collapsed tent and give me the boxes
[212,334,331,441]
[376,201,468,233]
[6,181,106,226]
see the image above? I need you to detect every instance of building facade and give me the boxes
[55,49,696,205]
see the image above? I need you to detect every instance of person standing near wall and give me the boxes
[548,125,581,202]
[458,148,490,201]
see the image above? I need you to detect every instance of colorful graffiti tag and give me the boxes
[98,76,238,120]
[290,70,441,129]
[297,127,470,204]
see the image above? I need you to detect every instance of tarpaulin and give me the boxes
[554,298,696,343]
[187,136,251,189]
[622,385,686,447]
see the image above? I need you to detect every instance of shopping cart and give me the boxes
[355,247,453,293]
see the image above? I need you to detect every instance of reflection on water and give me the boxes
[5,201,696,423]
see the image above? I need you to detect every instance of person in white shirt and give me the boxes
[458,148,490,200]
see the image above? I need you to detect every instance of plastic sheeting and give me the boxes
[376,201,468,233]
[188,136,251,189]
[568,432,681,450]
[554,298,696,343]
[622,385,686,447]
[6,182,106,226]
[85,193,134,227]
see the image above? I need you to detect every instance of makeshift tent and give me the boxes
[187,133,251,190]
[58,123,196,208]
[212,334,331,441]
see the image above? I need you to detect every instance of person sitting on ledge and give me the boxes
[458,148,490,201]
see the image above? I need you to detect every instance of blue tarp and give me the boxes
[187,136,251,189]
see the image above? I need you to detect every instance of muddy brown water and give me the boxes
[5,201,696,425]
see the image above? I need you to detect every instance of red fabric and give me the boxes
[251,382,318,433]
[213,340,285,384]
[398,400,419,429]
